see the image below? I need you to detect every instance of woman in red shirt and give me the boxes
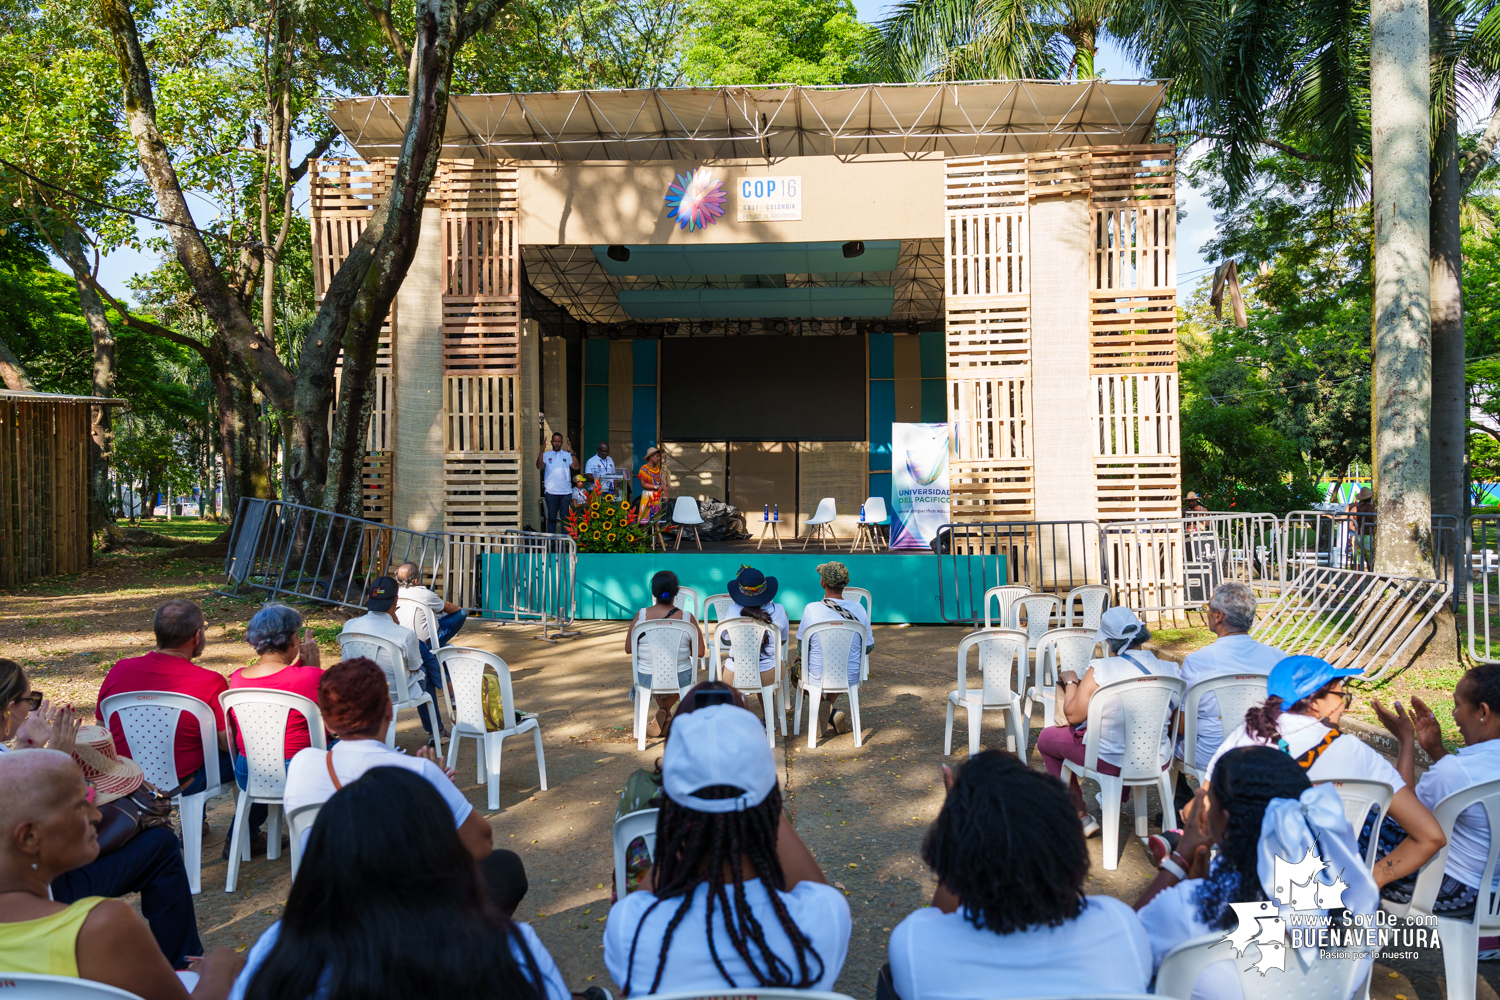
[225,604,322,857]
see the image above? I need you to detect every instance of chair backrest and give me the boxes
[862,496,889,523]
[955,629,1027,705]
[220,689,326,799]
[97,691,221,793]
[396,596,441,647]
[1404,777,1500,929]
[337,631,407,701]
[983,585,1033,630]
[287,801,321,848]
[1082,674,1185,780]
[1033,628,1096,689]
[811,497,837,523]
[1312,778,1394,870]
[1179,673,1270,771]
[797,620,865,692]
[0,974,146,999]
[714,618,778,690]
[1009,594,1063,645]
[611,807,659,900]
[672,586,700,620]
[1155,932,1368,1000]
[630,618,699,693]
[1064,584,1111,630]
[435,646,516,734]
[645,991,857,1000]
[670,495,703,524]
[703,593,733,623]
[843,586,873,621]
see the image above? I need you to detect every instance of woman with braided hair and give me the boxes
[1135,747,1380,1000]
[603,702,849,995]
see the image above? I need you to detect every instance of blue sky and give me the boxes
[82,13,1219,305]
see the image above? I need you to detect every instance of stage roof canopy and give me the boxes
[325,80,1170,162]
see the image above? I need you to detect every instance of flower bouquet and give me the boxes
[565,484,652,553]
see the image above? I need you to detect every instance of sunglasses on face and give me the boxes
[25,691,43,711]
[1326,689,1354,710]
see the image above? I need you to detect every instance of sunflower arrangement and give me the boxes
[565,484,651,553]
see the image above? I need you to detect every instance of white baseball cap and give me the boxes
[661,704,777,813]
[1093,606,1148,647]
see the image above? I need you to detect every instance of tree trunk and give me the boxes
[1430,49,1466,530]
[0,333,35,390]
[1370,0,1436,577]
[54,226,119,536]
[210,351,271,520]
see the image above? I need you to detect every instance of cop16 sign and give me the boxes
[736,176,802,222]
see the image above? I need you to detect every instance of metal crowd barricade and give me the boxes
[935,521,1105,627]
[1252,565,1451,681]
[1100,513,1281,625]
[221,498,578,640]
[1467,512,1500,663]
[1282,510,1459,608]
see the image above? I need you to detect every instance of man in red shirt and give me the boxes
[97,599,229,794]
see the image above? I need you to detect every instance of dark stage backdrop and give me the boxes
[660,335,866,440]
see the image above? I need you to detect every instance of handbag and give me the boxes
[95,782,177,856]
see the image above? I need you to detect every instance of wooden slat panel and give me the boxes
[442,297,521,372]
[443,454,522,531]
[1087,145,1177,207]
[1092,206,1175,291]
[437,161,520,214]
[946,296,1030,372]
[444,374,519,453]
[1094,457,1182,520]
[943,155,1028,210]
[1089,290,1177,372]
[444,216,517,298]
[950,459,1035,521]
[0,398,90,586]
[1028,150,1091,199]
[946,210,1028,297]
[1093,374,1179,457]
[951,377,1030,462]
[361,450,393,523]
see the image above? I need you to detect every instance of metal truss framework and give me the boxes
[327,81,1169,162]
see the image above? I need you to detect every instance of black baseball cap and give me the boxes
[368,576,399,612]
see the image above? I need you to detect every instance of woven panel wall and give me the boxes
[797,441,868,537]
[664,442,726,500]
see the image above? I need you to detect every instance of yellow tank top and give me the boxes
[0,897,106,977]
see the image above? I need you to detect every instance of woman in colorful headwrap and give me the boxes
[636,446,668,522]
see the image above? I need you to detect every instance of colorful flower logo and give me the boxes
[665,168,727,232]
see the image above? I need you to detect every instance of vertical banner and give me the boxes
[890,422,952,550]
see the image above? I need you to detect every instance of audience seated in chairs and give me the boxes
[1134,747,1380,1000]
[1363,663,1500,921]
[794,561,873,738]
[97,598,231,804]
[623,571,705,737]
[1205,655,1445,890]
[883,750,1153,1000]
[604,694,850,994]
[394,560,468,712]
[228,766,569,1000]
[0,748,243,998]
[340,575,444,739]
[1036,606,1181,836]
[719,566,789,696]
[224,604,323,859]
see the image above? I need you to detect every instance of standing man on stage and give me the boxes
[536,432,579,534]
[585,441,616,494]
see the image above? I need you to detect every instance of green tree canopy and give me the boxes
[681,0,875,85]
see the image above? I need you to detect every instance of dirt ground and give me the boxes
[1,530,1492,999]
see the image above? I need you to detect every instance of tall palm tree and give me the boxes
[874,0,1120,81]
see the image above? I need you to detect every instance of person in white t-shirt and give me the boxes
[1178,582,1284,778]
[535,432,578,534]
[886,750,1152,1000]
[1363,664,1500,921]
[584,442,616,492]
[604,703,850,995]
[1134,746,1380,1000]
[1204,655,1446,890]
[794,561,873,738]
[341,576,443,737]
[720,566,790,690]
[1036,606,1180,836]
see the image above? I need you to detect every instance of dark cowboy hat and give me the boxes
[727,565,778,607]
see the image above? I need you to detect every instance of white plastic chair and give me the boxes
[1155,931,1371,1000]
[630,618,699,751]
[287,801,321,854]
[840,586,874,681]
[1176,673,1270,784]
[1009,593,1063,651]
[1380,778,1500,1000]
[802,497,838,550]
[1026,627,1097,728]
[612,807,658,900]
[337,631,442,756]
[712,617,785,746]
[219,689,327,892]
[852,496,888,552]
[98,691,232,895]
[1060,673,1185,870]
[983,584,1033,630]
[671,585,701,621]
[702,593,733,623]
[1064,583,1112,629]
[0,975,145,999]
[944,629,1028,761]
[435,646,548,810]
[397,598,454,719]
[792,620,866,749]
[1314,778,1395,870]
[671,496,705,550]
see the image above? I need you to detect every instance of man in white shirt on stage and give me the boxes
[584,441,616,494]
[536,432,579,534]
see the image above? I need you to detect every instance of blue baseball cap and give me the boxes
[1267,655,1363,705]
